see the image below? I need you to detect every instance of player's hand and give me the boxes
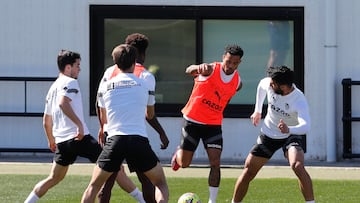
[48,139,56,152]
[75,133,84,141]
[278,119,289,133]
[98,128,105,147]
[75,127,84,140]
[160,134,169,150]
[250,112,261,126]
[197,63,213,76]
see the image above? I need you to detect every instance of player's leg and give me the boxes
[172,148,194,168]
[98,171,118,203]
[135,171,156,203]
[25,138,79,203]
[232,134,282,202]
[128,136,169,202]
[115,165,146,203]
[77,134,117,202]
[143,162,169,203]
[115,165,135,192]
[202,124,222,203]
[206,147,222,203]
[81,165,113,203]
[286,146,314,201]
[24,161,69,203]
[171,120,200,170]
[82,135,124,203]
[232,153,268,202]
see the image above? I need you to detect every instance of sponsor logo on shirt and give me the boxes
[107,80,140,90]
[270,104,290,117]
[202,98,223,111]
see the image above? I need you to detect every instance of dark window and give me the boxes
[90,5,304,117]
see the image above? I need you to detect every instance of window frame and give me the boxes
[89,5,304,117]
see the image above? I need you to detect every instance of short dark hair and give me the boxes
[125,33,149,56]
[57,50,81,72]
[112,44,137,71]
[224,44,244,58]
[267,65,294,86]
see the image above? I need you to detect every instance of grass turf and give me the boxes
[1,175,360,202]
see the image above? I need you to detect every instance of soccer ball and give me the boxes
[177,192,201,203]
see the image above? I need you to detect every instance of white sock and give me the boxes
[231,200,242,203]
[129,187,146,203]
[24,191,39,203]
[208,186,219,203]
[306,201,315,203]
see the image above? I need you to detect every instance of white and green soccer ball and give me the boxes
[177,192,201,203]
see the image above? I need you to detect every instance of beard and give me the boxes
[274,88,283,95]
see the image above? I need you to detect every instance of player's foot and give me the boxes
[171,148,180,171]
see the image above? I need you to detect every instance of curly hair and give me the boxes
[125,33,149,55]
[224,44,244,58]
[267,65,294,86]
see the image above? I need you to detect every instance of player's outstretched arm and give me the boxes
[146,115,169,149]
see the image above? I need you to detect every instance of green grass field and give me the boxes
[1,174,360,203]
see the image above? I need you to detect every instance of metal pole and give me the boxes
[325,0,337,162]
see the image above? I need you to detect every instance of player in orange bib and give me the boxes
[171,44,244,203]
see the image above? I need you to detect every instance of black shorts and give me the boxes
[250,134,305,159]
[54,135,102,166]
[105,131,135,173]
[180,119,223,152]
[97,135,159,173]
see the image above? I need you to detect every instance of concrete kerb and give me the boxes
[1,162,360,180]
[1,156,360,180]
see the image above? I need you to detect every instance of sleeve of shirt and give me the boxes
[97,74,107,108]
[254,77,269,113]
[44,90,52,116]
[288,96,311,135]
[142,72,156,106]
[62,79,79,101]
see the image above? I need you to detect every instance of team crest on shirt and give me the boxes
[271,94,277,102]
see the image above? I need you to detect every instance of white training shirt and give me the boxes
[254,77,311,139]
[97,64,155,108]
[97,73,152,138]
[44,74,89,143]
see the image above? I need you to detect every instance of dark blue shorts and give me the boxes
[97,135,159,173]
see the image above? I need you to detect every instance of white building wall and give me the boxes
[1,0,360,163]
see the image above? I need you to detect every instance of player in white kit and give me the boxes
[24,50,102,203]
[81,44,169,203]
[232,66,315,203]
